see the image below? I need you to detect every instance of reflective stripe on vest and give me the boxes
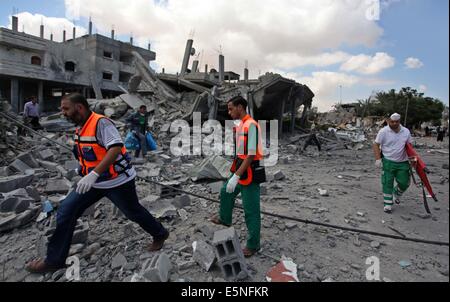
[75,112,131,182]
[232,115,263,186]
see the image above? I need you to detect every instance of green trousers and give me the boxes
[382,158,411,206]
[219,179,261,250]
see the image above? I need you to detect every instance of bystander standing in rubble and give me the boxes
[210,96,266,257]
[26,93,169,274]
[126,105,151,158]
[373,113,412,214]
[23,96,43,132]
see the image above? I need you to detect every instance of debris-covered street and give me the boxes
[0,1,449,284]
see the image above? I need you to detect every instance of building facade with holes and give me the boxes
[0,16,155,113]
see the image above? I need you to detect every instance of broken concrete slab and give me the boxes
[142,252,172,282]
[273,170,286,181]
[37,160,59,172]
[0,206,40,233]
[191,156,231,181]
[149,201,178,219]
[111,253,128,270]
[118,94,146,110]
[64,160,79,171]
[0,174,34,193]
[172,195,191,209]
[38,149,54,161]
[17,151,40,168]
[44,179,71,195]
[8,159,32,173]
[193,240,216,272]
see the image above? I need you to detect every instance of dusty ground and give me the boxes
[0,136,448,282]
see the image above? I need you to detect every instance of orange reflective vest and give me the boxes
[74,112,132,182]
[230,114,264,186]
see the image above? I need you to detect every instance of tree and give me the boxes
[354,87,444,129]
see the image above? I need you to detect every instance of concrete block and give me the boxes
[273,170,286,181]
[157,181,182,199]
[9,159,32,173]
[72,221,89,244]
[0,174,34,193]
[171,195,191,209]
[44,179,71,195]
[212,227,245,263]
[64,160,79,171]
[0,206,39,232]
[218,259,248,281]
[37,159,59,172]
[111,253,128,270]
[17,151,40,168]
[143,252,172,282]
[39,149,54,161]
[193,240,216,272]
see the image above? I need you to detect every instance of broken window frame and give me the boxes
[31,56,42,66]
[102,71,113,81]
[65,61,76,72]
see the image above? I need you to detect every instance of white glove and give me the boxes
[375,159,382,168]
[226,174,240,193]
[76,171,99,194]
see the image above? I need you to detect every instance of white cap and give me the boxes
[390,113,401,121]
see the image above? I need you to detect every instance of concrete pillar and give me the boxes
[12,16,18,31]
[40,25,44,39]
[148,43,151,50]
[191,60,199,73]
[130,36,133,45]
[205,64,208,74]
[72,27,76,40]
[50,33,53,41]
[10,79,19,113]
[63,30,66,42]
[38,81,44,114]
[111,29,115,40]
[219,54,225,83]
[180,39,194,76]
[162,68,165,74]
[244,68,249,82]
[89,19,93,35]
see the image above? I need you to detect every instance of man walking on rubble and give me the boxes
[23,96,43,132]
[26,93,169,273]
[373,113,413,214]
[210,96,266,257]
[126,105,151,158]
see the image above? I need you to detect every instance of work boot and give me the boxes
[209,214,231,227]
[148,231,170,252]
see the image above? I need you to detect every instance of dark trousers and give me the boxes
[45,179,167,267]
[134,132,147,158]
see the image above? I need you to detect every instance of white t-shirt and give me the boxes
[92,118,136,189]
[375,125,412,162]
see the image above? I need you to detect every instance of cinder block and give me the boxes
[212,227,245,263]
[218,259,248,281]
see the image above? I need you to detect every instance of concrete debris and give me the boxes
[212,227,248,280]
[191,156,231,181]
[192,240,216,272]
[0,174,34,193]
[273,170,286,181]
[142,252,172,282]
[172,195,191,209]
[44,179,71,195]
[111,253,128,270]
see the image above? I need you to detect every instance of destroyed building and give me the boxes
[0,16,155,113]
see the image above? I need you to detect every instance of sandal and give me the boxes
[209,215,231,227]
